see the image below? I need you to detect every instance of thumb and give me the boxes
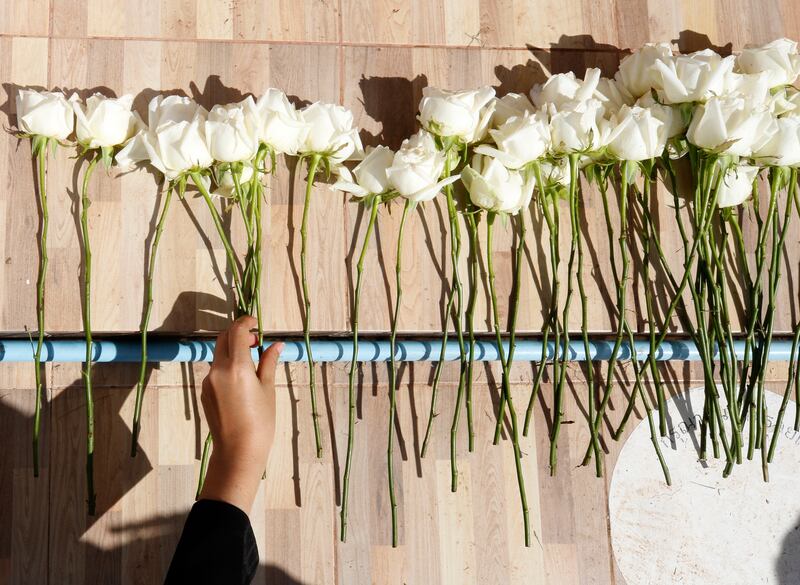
[257,341,284,387]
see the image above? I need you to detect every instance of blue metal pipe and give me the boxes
[0,337,797,363]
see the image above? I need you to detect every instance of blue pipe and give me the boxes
[0,337,797,363]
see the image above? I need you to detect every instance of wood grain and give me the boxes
[2,2,800,584]
[1,359,795,584]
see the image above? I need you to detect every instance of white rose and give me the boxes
[653,50,734,104]
[418,86,496,143]
[116,95,212,179]
[753,116,800,166]
[616,43,673,98]
[595,77,635,117]
[687,95,775,156]
[386,130,458,202]
[333,145,394,198]
[604,105,669,161]
[716,164,759,208]
[491,92,535,127]
[205,97,260,163]
[737,38,800,88]
[474,110,550,169]
[300,102,363,164]
[16,89,76,140]
[460,154,533,214]
[531,68,601,109]
[548,99,604,154]
[145,95,201,129]
[73,93,136,149]
[723,70,771,105]
[255,89,310,155]
[635,92,686,137]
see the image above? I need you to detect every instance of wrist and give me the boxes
[199,445,265,513]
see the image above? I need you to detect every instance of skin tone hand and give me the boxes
[198,315,283,514]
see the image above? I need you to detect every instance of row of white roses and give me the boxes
[15,38,800,219]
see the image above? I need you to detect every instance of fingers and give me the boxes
[257,342,284,388]
[213,329,230,365]
[228,315,258,363]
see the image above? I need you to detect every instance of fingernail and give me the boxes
[274,342,285,353]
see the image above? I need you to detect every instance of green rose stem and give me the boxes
[464,211,479,452]
[131,184,174,457]
[737,184,764,410]
[739,175,778,453]
[388,199,412,547]
[613,157,727,454]
[79,153,99,514]
[232,167,256,309]
[620,153,723,437]
[340,194,380,542]
[581,163,628,474]
[443,157,469,476]
[640,162,668,437]
[491,211,526,447]
[707,209,743,463]
[190,171,246,312]
[574,168,600,468]
[421,292,455,458]
[550,154,580,475]
[31,137,50,478]
[524,162,560,437]
[753,168,794,478]
[299,154,323,458]
[252,148,269,343]
[774,315,800,459]
[486,211,530,546]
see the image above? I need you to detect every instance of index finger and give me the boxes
[228,315,259,363]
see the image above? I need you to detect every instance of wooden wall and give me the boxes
[2,1,800,584]
[2,0,800,335]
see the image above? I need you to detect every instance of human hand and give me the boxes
[198,315,283,513]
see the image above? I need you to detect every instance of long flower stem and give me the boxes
[754,169,794,478]
[79,155,99,515]
[525,162,559,437]
[767,176,800,461]
[423,284,455,458]
[388,199,411,548]
[444,171,469,476]
[640,164,667,437]
[575,172,600,475]
[739,178,777,420]
[131,185,174,456]
[340,195,380,542]
[32,140,49,478]
[465,212,479,452]
[486,212,530,546]
[583,163,629,471]
[550,154,579,475]
[494,211,527,447]
[421,290,454,458]
[299,155,323,458]
[190,172,245,313]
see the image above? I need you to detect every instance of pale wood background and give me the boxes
[2,1,800,584]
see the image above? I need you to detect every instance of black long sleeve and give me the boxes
[164,499,259,585]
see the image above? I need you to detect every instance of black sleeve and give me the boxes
[164,499,259,585]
